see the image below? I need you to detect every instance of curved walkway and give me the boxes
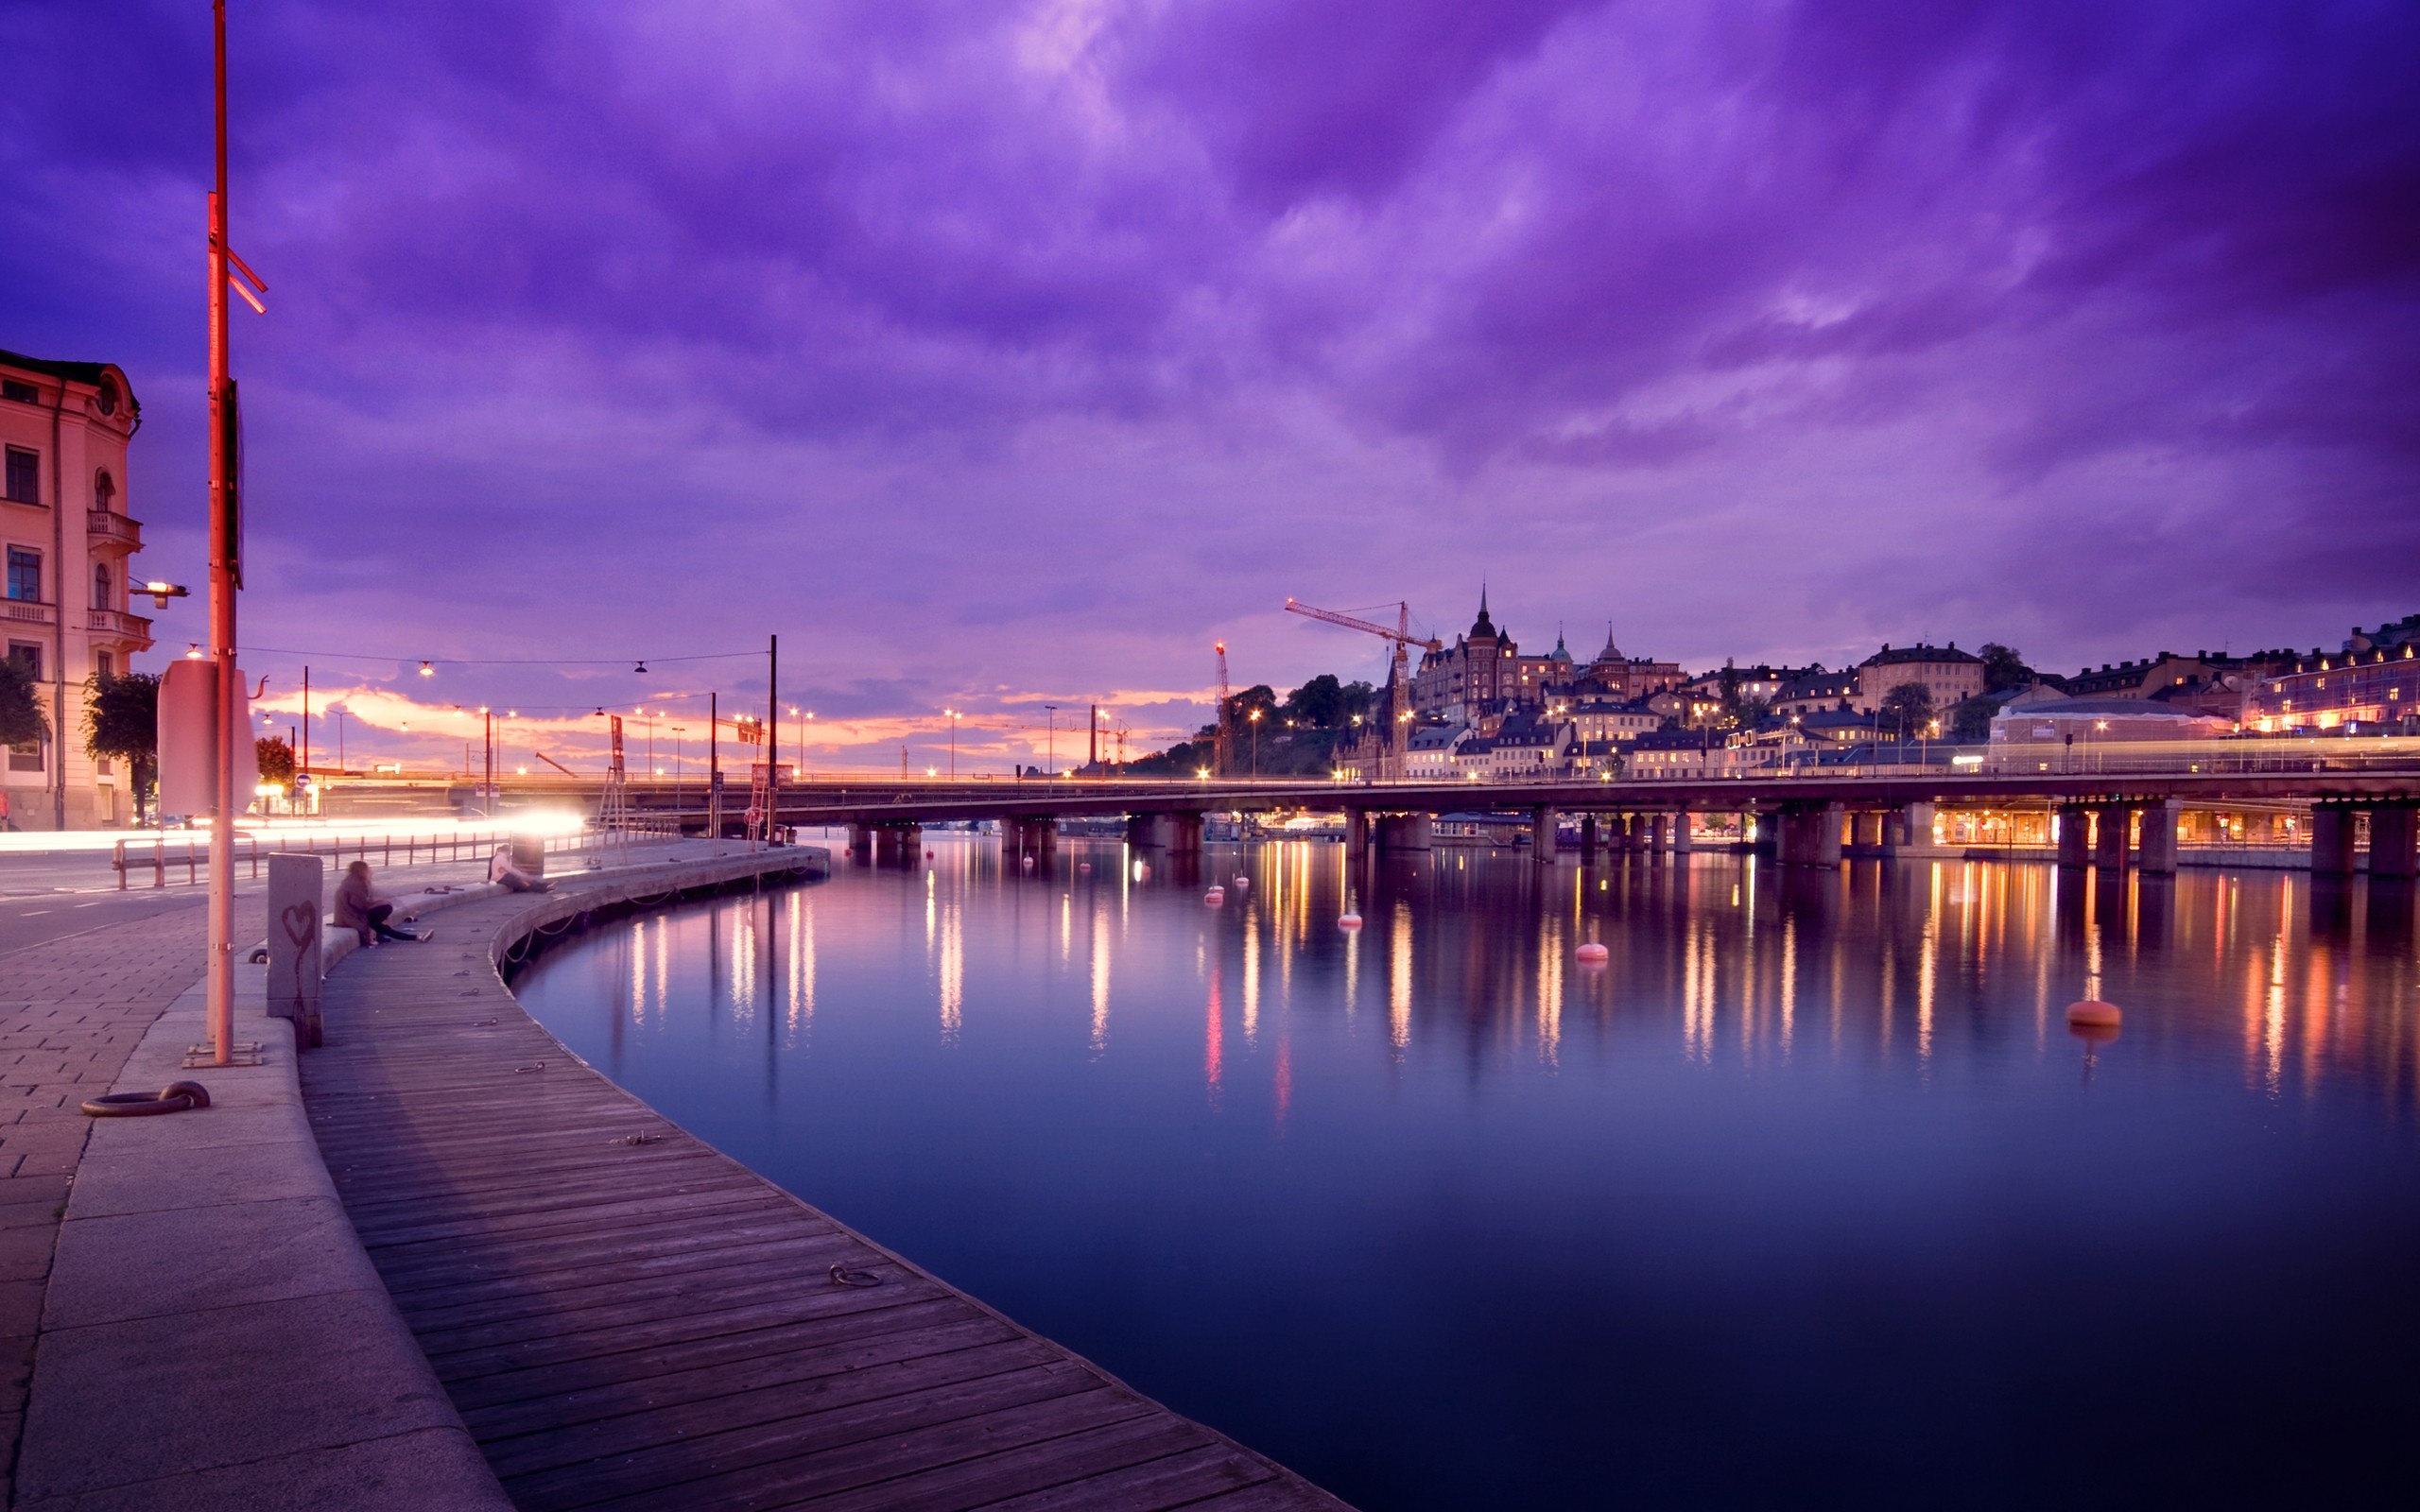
[302,858,1349,1510]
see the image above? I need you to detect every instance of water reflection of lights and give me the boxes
[1089,907,1111,1054]
[1388,902,1413,1051]
[1242,910,1261,1046]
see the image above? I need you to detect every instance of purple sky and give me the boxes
[6,1,2416,772]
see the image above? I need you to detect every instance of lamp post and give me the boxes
[1043,704,1058,778]
[1248,707,1262,779]
[670,726,685,808]
[944,708,961,780]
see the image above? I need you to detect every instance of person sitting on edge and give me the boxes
[490,844,553,894]
[334,859,427,945]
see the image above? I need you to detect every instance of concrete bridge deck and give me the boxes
[301,857,1349,1510]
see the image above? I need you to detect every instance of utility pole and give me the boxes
[765,633,778,844]
[300,665,308,776]
[203,0,240,1067]
[1044,704,1057,778]
[708,691,720,839]
[1088,702,1098,771]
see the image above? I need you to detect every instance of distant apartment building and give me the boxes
[2242,627,2420,733]
[1855,643,1983,713]
[1772,666,1858,717]
[2,349,152,830]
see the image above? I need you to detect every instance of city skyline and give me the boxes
[5,0,2415,768]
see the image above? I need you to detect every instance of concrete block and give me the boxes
[16,1289,475,1503]
[63,1136,333,1221]
[43,1195,381,1332]
[13,1424,508,1512]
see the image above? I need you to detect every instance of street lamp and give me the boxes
[140,580,189,608]
[1043,704,1058,778]
[943,708,962,780]
[1248,707,1262,778]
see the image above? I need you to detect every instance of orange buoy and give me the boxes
[2066,999,2121,1028]
[1576,942,1610,964]
[1338,913,1363,930]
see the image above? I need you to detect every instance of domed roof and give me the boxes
[1548,627,1573,663]
[1593,622,1623,663]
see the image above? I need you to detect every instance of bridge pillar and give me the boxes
[873,821,921,862]
[1776,802,1842,867]
[1647,813,1672,858]
[2056,805,2090,868]
[2091,804,2133,870]
[1344,808,1370,859]
[1001,816,1058,859]
[2137,799,2182,875]
[1672,812,1695,854]
[1375,814,1432,852]
[1530,804,1559,864]
[2309,805,2358,877]
[1854,811,1885,850]
[2369,803,2419,880]
[1579,815,1599,861]
[846,822,875,864]
[1625,814,1651,854]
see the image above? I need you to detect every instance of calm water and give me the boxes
[512,838,2420,1508]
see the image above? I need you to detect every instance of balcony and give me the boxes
[86,608,153,646]
[87,509,142,553]
[3,598,55,627]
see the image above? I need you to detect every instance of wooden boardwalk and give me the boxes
[302,866,1349,1511]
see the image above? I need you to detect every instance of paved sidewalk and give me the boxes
[0,904,209,1498]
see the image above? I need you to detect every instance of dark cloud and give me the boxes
[2,0,2412,748]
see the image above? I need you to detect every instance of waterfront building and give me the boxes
[1855,643,1983,713]
[1557,696,1661,745]
[1988,697,2232,766]
[1400,722,1469,781]
[1,349,151,831]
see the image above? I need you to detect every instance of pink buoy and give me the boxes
[1205,886,1226,905]
[2066,1000,2121,1028]
[1576,942,1610,964]
[1338,913,1362,930]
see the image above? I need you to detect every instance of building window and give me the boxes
[94,469,114,512]
[4,447,39,505]
[93,561,111,610]
[96,650,113,680]
[5,642,40,772]
[1,380,37,405]
[6,547,40,602]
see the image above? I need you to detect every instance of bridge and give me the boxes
[303,745,2420,877]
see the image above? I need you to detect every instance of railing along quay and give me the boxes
[111,819,682,889]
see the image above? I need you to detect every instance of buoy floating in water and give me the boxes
[1205,886,1226,905]
[1078,861,1092,872]
[1576,942,1611,964]
[1338,913,1363,930]
[2066,999,2121,1028]
[1234,876,1250,889]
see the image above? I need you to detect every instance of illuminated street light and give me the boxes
[418,661,434,677]
[140,579,189,608]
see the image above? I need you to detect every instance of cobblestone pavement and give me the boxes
[0,902,209,1499]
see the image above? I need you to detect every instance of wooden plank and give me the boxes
[299,866,1351,1512]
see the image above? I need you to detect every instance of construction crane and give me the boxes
[1214,642,1233,778]
[1284,598,1442,780]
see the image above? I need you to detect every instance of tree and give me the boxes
[1878,681,1936,739]
[1947,695,1998,742]
[1282,674,1344,730]
[1339,680,1376,725]
[0,655,45,750]
[83,670,157,825]
[1979,643,2031,694]
[256,734,295,791]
